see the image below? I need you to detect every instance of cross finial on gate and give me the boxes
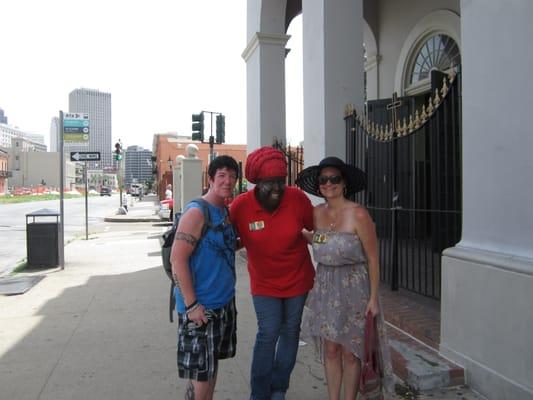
[386,92,402,133]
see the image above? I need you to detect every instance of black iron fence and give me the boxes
[272,139,304,186]
[346,70,462,300]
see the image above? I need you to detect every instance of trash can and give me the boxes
[26,209,60,268]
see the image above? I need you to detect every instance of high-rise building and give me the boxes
[66,88,112,168]
[22,132,45,145]
[0,107,7,124]
[124,145,152,187]
[49,117,59,152]
[0,123,46,151]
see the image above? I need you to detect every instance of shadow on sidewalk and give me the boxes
[0,250,329,400]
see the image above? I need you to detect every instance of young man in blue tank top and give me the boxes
[170,155,239,400]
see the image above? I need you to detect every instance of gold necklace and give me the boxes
[326,208,337,232]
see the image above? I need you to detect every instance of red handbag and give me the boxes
[359,311,383,399]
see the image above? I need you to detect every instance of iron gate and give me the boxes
[346,70,462,300]
[273,139,304,186]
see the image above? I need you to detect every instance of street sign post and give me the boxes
[63,112,90,142]
[70,151,101,162]
[69,150,101,240]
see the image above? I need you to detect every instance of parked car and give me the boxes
[100,187,112,196]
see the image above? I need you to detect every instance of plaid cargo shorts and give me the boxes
[177,298,237,381]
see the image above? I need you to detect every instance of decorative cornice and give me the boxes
[242,32,291,62]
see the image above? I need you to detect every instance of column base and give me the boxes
[440,245,533,400]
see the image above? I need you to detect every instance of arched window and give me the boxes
[409,34,460,85]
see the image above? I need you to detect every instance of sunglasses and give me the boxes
[318,175,342,185]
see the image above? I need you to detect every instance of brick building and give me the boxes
[152,133,247,199]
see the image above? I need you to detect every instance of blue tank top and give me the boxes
[174,200,236,313]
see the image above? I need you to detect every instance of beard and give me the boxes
[256,187,284,211]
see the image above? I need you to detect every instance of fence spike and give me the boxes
[421,104,428,123]
[408,115,414,132]
[441,77,449,97]
[414,110,420,129]
[433,88,441,107]
[403,117,409,136]
[448,68,456,83]
[427,96,434,114]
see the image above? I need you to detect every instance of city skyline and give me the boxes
[0,1,247,150]
[0,1,305,151]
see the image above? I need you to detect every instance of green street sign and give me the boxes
[64,113,90,142]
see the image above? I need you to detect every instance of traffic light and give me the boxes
[192,112,204,142]
[215,114,225,144]
[114,142,122,161]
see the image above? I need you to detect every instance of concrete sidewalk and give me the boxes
[0,222,327,399]
[0,201,484,400]
[104,195,163,223]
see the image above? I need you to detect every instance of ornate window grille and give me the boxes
[409,34,460,85]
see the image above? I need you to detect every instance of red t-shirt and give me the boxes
[230,186,315,297]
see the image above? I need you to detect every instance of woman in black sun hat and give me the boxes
[296,157,393,400]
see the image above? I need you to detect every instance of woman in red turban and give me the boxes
[230,146,315,400]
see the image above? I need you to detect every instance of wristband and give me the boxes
[185,300,198,311]
[186,300,198,311]
[185,302,200,315]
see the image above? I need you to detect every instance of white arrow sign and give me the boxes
[70,152,101,162]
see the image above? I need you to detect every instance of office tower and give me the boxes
[0,124,46,151]
[49,117,59,152]
[0,107,7,124]
[66,88,112,168]
[124,145,152,187]
[23,132,45,145]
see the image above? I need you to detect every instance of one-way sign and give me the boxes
[70,151,101,162]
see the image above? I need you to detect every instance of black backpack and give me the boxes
[161,198,213,322]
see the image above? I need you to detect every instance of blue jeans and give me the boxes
[250,294,307,400]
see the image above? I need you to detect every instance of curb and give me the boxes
[104,215,163,223]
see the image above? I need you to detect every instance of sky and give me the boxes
[0,0,304,150]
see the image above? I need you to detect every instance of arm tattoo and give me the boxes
[174,232,198,247]
[185,380,195,400]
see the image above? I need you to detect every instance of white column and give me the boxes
[242,32,290,152]
[178,157,202,212]
[302,0,364,165]
[441,1,533,399]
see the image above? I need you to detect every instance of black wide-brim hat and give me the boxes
[296,156,367,197]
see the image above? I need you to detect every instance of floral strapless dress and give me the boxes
[301,229,394,396]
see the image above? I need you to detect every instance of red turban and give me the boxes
[245,147,287,184]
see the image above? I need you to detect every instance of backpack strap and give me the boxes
[168,198,211,323]
[189,198,212,239]
[169,281,175,323]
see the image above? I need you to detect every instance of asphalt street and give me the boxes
[0,194,126,276]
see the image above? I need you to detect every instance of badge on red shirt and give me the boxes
[249,220,265,231]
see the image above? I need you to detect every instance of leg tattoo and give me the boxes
[185,380,195,400]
